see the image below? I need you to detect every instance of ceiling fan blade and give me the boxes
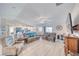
[56,3,63,6]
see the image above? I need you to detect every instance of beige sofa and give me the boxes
[1,37,24,56]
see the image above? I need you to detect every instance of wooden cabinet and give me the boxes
[64,36,79,56]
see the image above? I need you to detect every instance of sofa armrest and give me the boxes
[13,40,24,55]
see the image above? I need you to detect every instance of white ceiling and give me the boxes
[0,3,76,26]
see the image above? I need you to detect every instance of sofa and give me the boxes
[44,33,56,42]
[26,36,40,43]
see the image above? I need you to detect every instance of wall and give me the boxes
[43,14,68,35]
[71,4,79,26]
[0,17,9,36]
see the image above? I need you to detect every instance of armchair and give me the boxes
[2,36,24,56]
[44,33,56,42]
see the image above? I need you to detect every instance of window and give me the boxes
[38,27,43,32]
[46,27,52,33]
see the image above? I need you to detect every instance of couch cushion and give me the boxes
[2,47,17,56]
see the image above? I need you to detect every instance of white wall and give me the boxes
[43,14,68,34]
[52,21,68,34]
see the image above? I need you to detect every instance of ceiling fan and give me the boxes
[56,3,63,6]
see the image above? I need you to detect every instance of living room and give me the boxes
[0,3,79,56]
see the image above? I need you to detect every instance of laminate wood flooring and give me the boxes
[19,39,64,56]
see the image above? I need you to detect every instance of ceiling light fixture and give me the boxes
[12,6,16,9]
[56,3,63,6]
[38,16,48,24]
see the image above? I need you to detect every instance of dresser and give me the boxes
[64,36,79,56]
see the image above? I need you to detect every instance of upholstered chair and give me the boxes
[2,36,24,56]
